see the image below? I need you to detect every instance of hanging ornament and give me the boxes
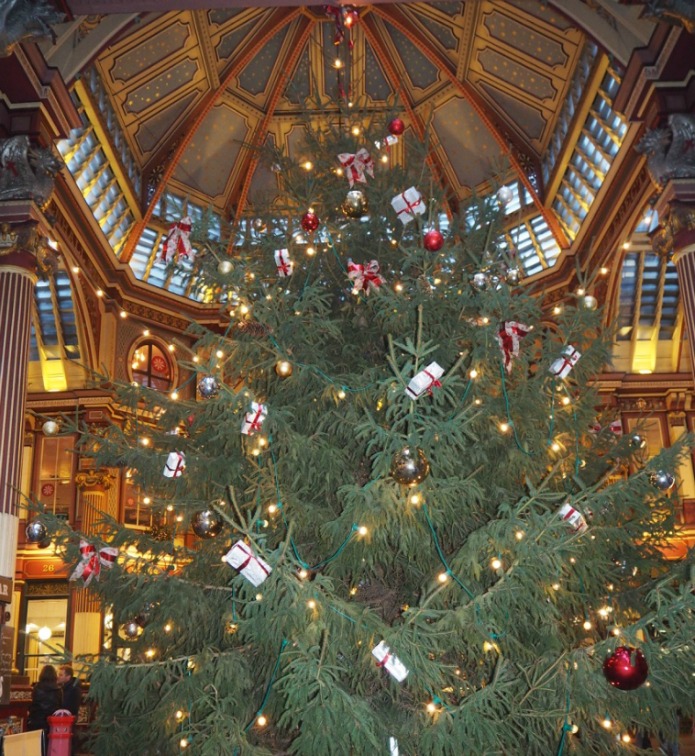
[241,402,268,435]
[253,218,268,234]
[342,189,368,219]
[121,619,142,640]
[496,321,531,373]
[300,211,319,232]
[603,646,648,690]
[423,229,444,252]
[549,345,581,379]
[387,118,405,136]
[191,508,223,539]
[649,470,675,491]
[275,360,293,378]
[274,248,294,277]
[582,294,598,310]
[70,539,118,586]
[391,187,425,225]
[505,267,522,286]
[471,272,488,290]
[25,519,49,546]
[197,375,220,399]
[42,419,59,436]
[347,259,384,295]
[497,186,513,205]
[628,433,646,450]
[160,216,193,264]
[163,451,186,478]
[218,259,233,275]
[390,446,430,486]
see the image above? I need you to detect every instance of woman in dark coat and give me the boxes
[26,664,62,754]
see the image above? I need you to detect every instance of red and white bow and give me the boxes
[495,321,531,373]
[338,148,374,188]
[347,259,384,295]
[160,216,193,263]
[70,539,118,586]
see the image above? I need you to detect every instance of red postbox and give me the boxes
[47,709,75,756]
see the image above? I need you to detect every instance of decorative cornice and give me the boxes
[75,470,115,489]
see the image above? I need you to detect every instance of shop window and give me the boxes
[121,469,154,529]
[129,340,173,391]
[35,435,77,522]
[20,590,68,682]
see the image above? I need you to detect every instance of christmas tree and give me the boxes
[38,103,695,755]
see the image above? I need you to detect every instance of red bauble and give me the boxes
[602,646,648,691]
[388,117,405,136]
[300,211,319,232]
[423,229,444,252]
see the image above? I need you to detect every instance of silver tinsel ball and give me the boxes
[25,519,48,545]
[649,470,675,491]
[218,259,233,275]
[197,375,220,399]
[582,294,598,310]
[628,433,647,451]
[471,272,488,290]
[390,446,430,486]
[42,420,59,436]
[121,619,142,639]
[191,508,223,539]
[497,186,513,205]
[505,267,521,286]
[342,189,368,219]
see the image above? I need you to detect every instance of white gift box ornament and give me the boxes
[549,345,581,378]
[241,402,267,435]
[372,640,409,682]
[558,502,588,534]
[163,451,186,478]
[391,187,425,225]
[406,362,444,399]
[375,134,398,150]
[274,248,293,277]
[224,540,272,586]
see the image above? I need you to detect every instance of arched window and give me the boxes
[129,340,173,391]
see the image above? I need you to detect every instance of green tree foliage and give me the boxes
[43,102,694,755]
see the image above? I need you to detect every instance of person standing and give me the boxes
[26,664,61,756]
[57,665,82,754]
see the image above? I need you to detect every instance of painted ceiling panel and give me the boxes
[173,103,248,200]
[410,9,459,52]
[382,21,441,91]
[208,8,246,26]
[478,82,546,144]
[247,134,279,207]
[283,47,311,106]
[110,22,191,83]
[432,96,504,190]
[482,11,568,67]
[216,21,256,63]
[504,0,575,29]
[476,48,556,101]
[428,2,464,18]
[364,39,393,103]
[134,91,199,155]
[237,25,289,96]
[125,58,200,115]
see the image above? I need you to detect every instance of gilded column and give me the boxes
[0,222,40,608]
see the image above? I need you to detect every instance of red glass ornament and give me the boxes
[602,646,648,691]
[423,229,444,252]
[301,211,319,232]
[388,117,405,136]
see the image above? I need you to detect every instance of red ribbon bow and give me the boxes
[495,321,531,373]
[347,259,384,294]
[338,148,374,188]
[160,217,193,263]
[70,540,118,586]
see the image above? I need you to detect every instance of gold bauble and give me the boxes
[275,360,293,378]
[390,446,430,486]
[342,190,368,219]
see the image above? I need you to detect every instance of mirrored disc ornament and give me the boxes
[25,519,48,545]
[628,433,647,451]
[218,259,233,275]
[121,619,142,640]
[42,420,59,436]
[390,446,430,486]
[342,190,368,219]
[582,294,598,310]
[497,186,513,205]
[505,267,521,286]
[471,272,488,290]
[191,508,223,539]
[197,375,220,399]
[649,470,675,491]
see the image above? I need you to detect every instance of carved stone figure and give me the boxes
[0,135,63,206]
[0,0,64,56]
[642,0,695,33]
[636,113,695,187]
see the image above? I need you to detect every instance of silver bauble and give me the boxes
[121,619,142,639]
[649,470,675,491]
[390,446,430,486]
[582,294,598,310]
[42,420,59,436]
[628,433,647,451]
[497,186,513,205]
[471,272,488,290]
[342,189,368,219]
[218,259,233,275]
[191,508,223,539]
[505,267,521,286]
[25,519,48,545]
[197,375,220,399]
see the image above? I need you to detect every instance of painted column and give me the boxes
[0,223,40,615]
